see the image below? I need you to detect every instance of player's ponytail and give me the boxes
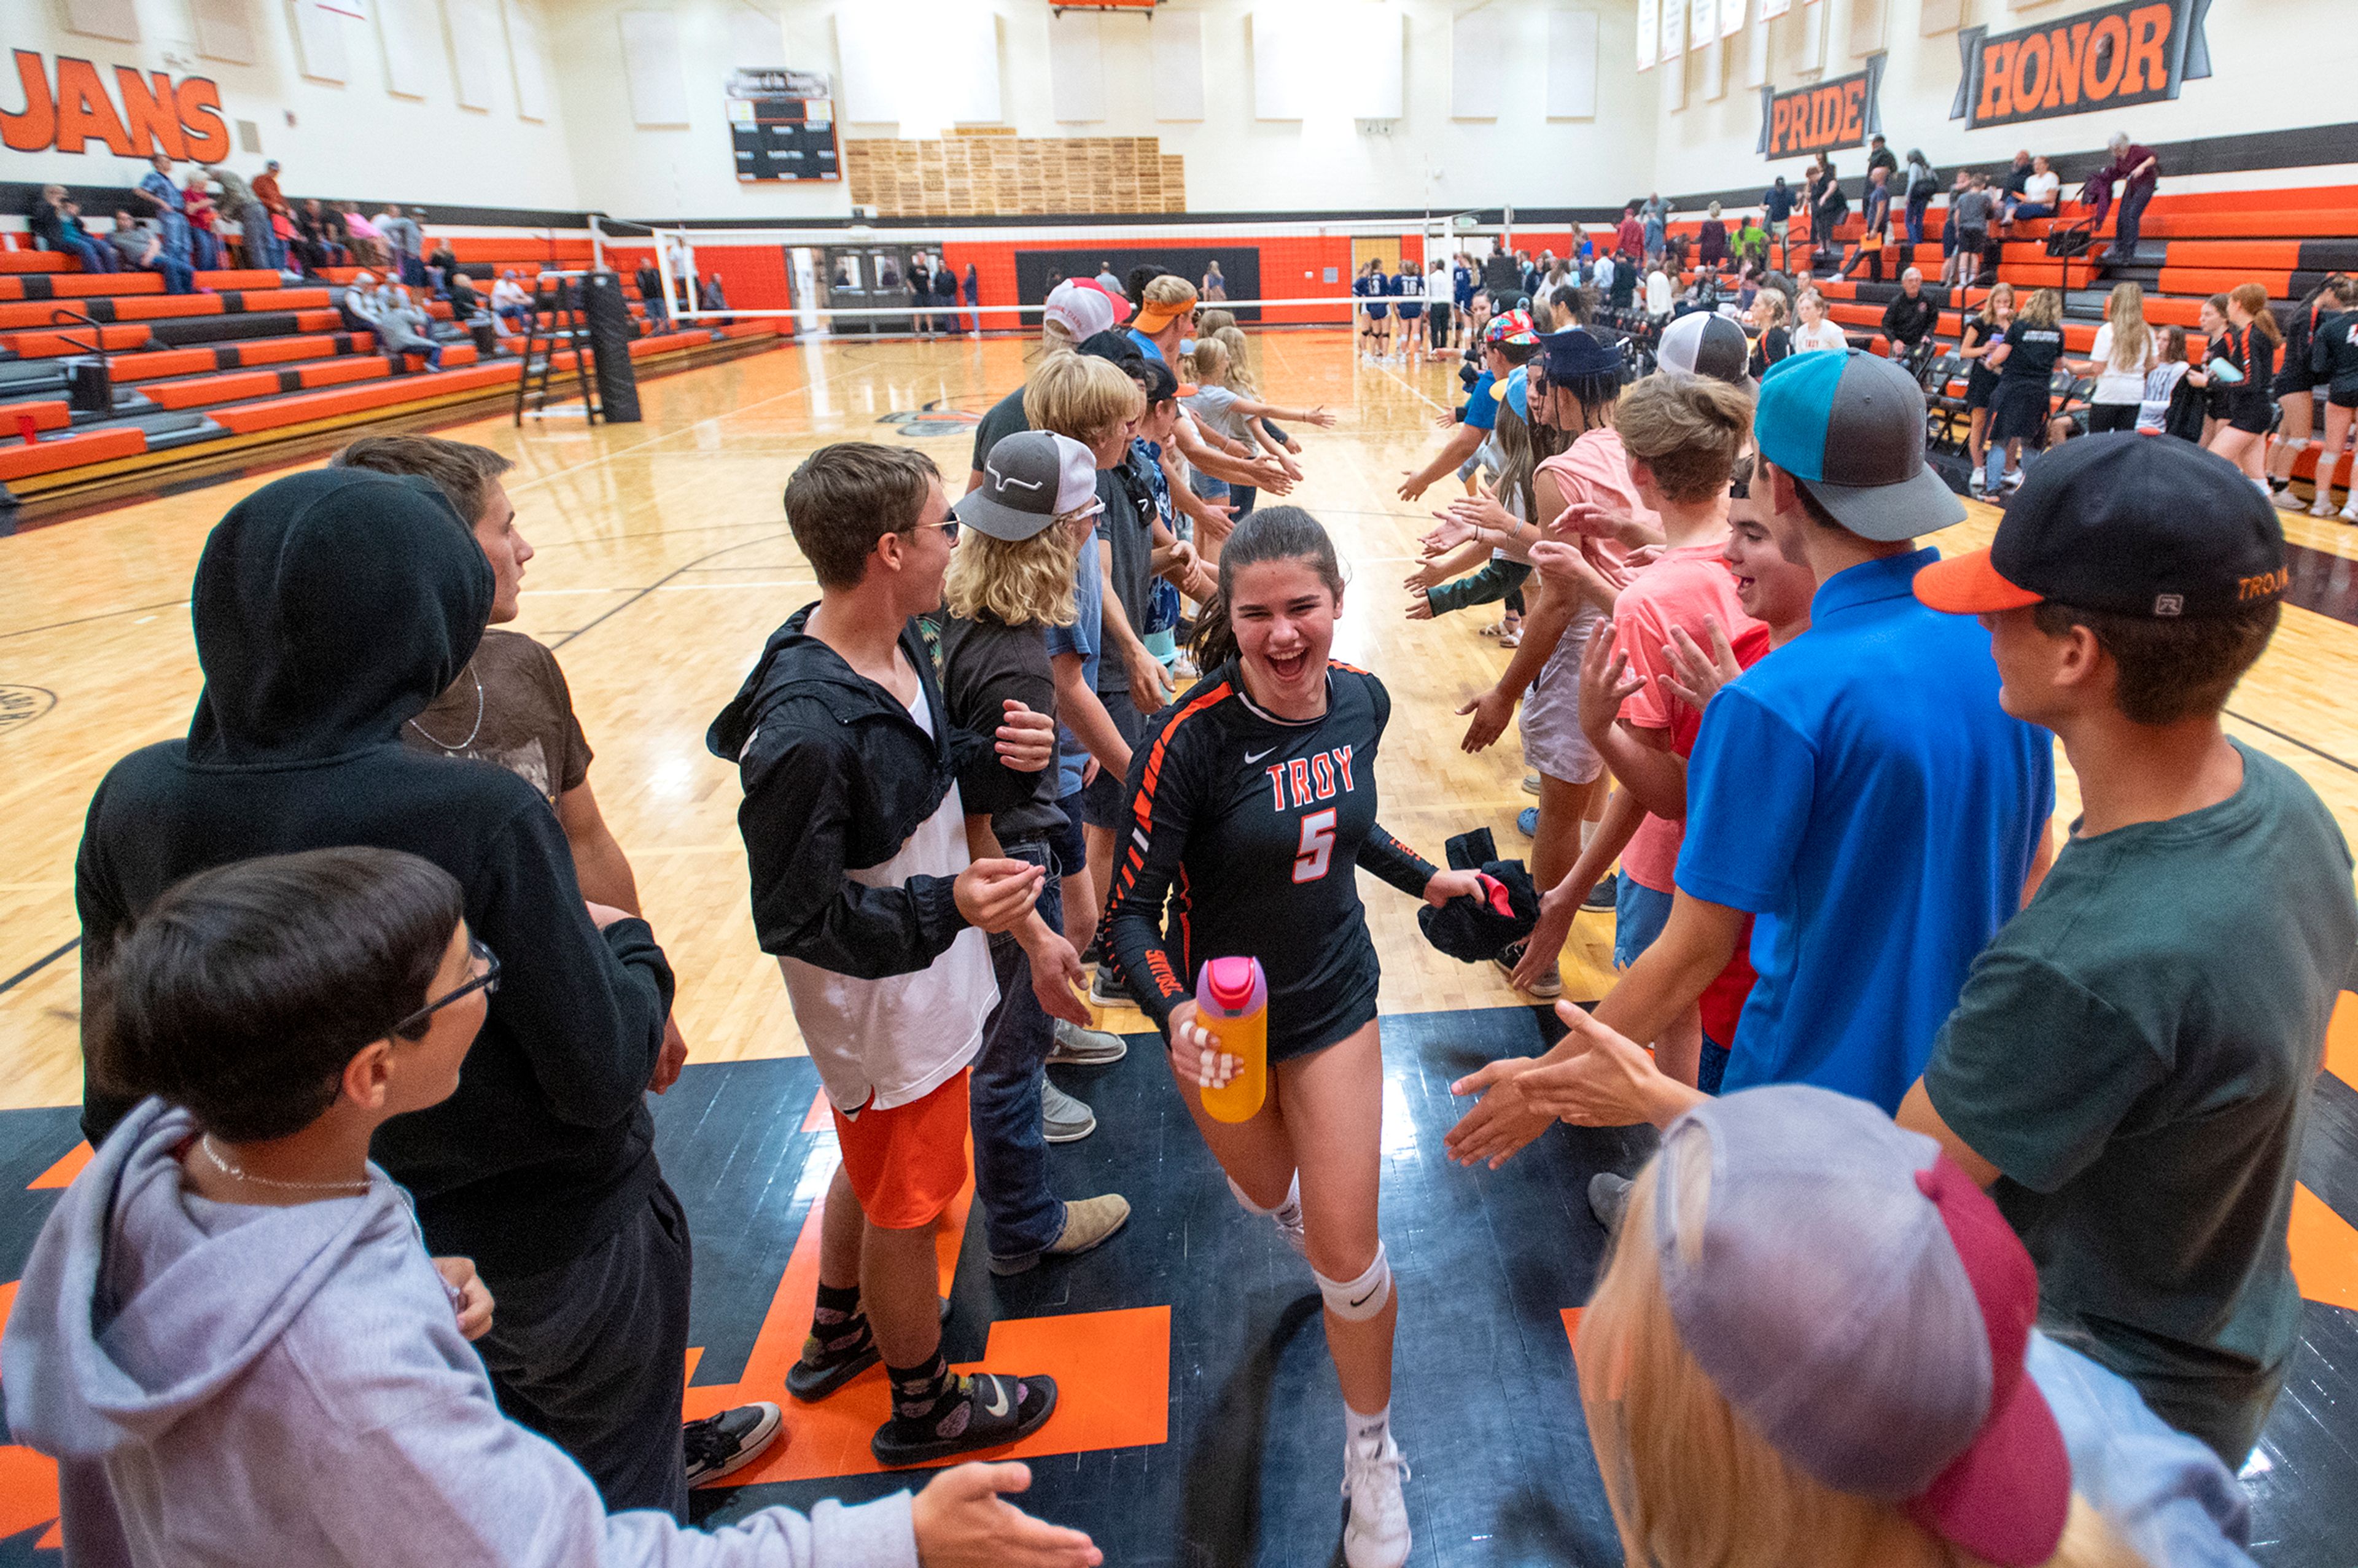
[1188,506,1344,675]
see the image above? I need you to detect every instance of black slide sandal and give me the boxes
[869,1372,1058,1467]
[785,1295,954,1403]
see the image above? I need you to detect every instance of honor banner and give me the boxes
[1756,53,1885,160]
[1948,0,2212,131]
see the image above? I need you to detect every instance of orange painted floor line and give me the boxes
[2326,992,2358,1092]
[2289,1184,2358,1311]
[27,1142,91,1190]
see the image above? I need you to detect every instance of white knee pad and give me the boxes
[1315,1243,1392,1322]
[1228,1172,1299,1217]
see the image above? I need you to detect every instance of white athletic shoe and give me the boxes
[1273,1198,1309,1258]
[1341,1433,1412,1568]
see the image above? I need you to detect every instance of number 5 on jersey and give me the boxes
[1293,808,1337,883]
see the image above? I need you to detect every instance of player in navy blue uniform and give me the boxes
[1104,507,1479,1568]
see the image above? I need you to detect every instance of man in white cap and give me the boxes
[967,279,1130,494]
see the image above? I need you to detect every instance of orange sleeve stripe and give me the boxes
[1128,680,1231,839]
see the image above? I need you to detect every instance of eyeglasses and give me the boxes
[391,937,499,1038]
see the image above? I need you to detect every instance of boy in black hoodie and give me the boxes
[74,468,734,1520]
[710,441,1081,1467]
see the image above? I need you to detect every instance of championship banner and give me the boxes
[1949,0,2212,130]
[1756,53,1884,160]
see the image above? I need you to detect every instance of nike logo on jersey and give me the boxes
[1243,745,1277,764]
[1263,745,1355,810]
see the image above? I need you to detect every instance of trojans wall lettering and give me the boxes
[0,50,231,161]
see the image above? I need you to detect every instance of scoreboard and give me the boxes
[728,68,840,183]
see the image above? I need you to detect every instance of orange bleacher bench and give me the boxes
[208,360,521,435]
[0,400,72,434]
[0,253,74,274]
[0,425,144,481]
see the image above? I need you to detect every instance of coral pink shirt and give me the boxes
[1611,541,1769,893]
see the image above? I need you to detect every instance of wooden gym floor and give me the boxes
[2,332,2356,1562]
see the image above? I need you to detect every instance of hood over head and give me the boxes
[2,1100,418,1461]
[186,468,491,765]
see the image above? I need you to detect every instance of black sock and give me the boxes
[885,1350,960,1427]
[804,1281,869,1363]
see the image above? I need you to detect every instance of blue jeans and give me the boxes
[1985,424,2039,495]
[2114,182,2154,258]
[1905,192,1931,247]
[152,256,194,294]
[1614,877,1674,970]
[58,236,115,274]
[970,840,1068,1265]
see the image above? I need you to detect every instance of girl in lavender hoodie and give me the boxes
[3,847,1097,1568]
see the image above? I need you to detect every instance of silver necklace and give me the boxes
[407,659,483,751]
[198,1135,370,1195]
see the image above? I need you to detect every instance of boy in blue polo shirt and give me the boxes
[1446,351,2055,1175]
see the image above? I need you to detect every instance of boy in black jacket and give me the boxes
[73,468,730,1518]
[710,441,1084,1467]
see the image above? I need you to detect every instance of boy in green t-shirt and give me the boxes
[1904,433,2358,1469]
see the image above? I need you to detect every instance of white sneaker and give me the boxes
[1273,1197,1309,1257]
[1341,1433,1412,1568]
[2002,468,2025,491]
[2343,505,2358,525]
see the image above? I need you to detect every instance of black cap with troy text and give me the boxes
[1915,433,2287,619]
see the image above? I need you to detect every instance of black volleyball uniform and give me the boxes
[2228,325,2279,434]
[2314,309,2358,409]
[2277,301,2325,398]
[1961,313,2003,411]
[1990,319,2064,443]
[2206,328,2238,424]
[1105,659,1436,1063]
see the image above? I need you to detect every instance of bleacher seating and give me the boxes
[1648,182,2358,503]
[0,235,782,506]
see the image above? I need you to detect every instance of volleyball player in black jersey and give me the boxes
[1104,508,1481,1568]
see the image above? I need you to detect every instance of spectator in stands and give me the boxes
[1641,193,1669,261]
[1865,133,1897,185]
[29,185,116,274]
[2013,155,2061,224]
[181,175,220,271]
[446,268,485,327]
[377,285,445,372]
[1697,202,1727,271]
[2102,133,2162,265]
[1808,157,1846,257]
[1859,164,1892,252]
[209,168,272,272]
[492,270,532,336]
[428,239,461,294]
[2076,282,2157,434]
[1616,204,1644,265]
[1880,269,1937,361]
[340,203,388,270]
[1644,264,1675,321]
[377,204,425,286]
[699,273,731,325]
[1574,1086,2265,1568]
[338,270,384,335]
[110,211,193,295]
[1948,173,1996,289]
[1095,259,1121,293]
[134,154,193,276]
[1902,149,1937,248]
[1732,212,1769,276]
[1761,176,1795,261]
[1746,289,1792,378]
[294,199,344,274]
[1791,289,1846,354]
[633,262,666,327]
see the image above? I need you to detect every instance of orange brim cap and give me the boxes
[1912,548,2044,614]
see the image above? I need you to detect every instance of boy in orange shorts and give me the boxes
[710,442,1090,1465]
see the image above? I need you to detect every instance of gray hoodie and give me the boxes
[3,1100,918,1568]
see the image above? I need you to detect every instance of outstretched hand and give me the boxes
[1659,618,1745,711]
[1443,1057,1552,1170]
[911,1462,1103,1568]
[1574,619,1646,745]
[1456,686,1515,753]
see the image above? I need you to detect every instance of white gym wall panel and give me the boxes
[1454,7,1507,111]
[291,0,351,82]
[1350,4,1404,122]
[507,0,551,122]
[1049,12,1107,123]
[617,8,690,125]
[193,0,259,63]
[1151,10,1205,121]
[1250,6,1309,120]
[63,0,139,42]
[1546,12,1598,119]
[377,0,434,97]
[729,6,786,66]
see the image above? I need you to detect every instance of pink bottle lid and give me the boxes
[1199,955,1264,1015]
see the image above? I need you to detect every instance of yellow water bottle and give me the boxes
[1196,956,1269,1123]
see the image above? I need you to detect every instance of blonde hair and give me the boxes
[1984,281,2016,319]
[1753,290,1789,328]
[1577,1146,2148,1568]
[1197,307,1237,336]
[1023,353,1143,444]
[1618,374,1755,502]
[943,514,1083,629]
[2017,288,2064,330]
[1210,325,1259,395]
[1183,335,1232,391]
[2103,282,2151,373]
[1142,273,1197,320]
